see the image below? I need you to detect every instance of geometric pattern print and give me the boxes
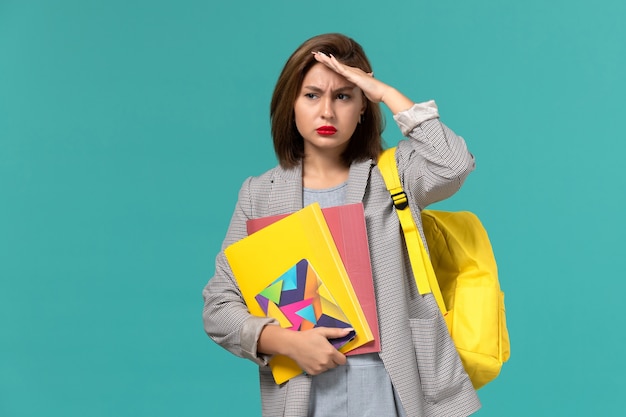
[254,258,355,349]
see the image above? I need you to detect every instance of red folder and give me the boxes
[247,203,381,355]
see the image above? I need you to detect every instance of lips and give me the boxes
[316,126,337,136]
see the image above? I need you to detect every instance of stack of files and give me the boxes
[224,203,375,384]
[247,202,380,357]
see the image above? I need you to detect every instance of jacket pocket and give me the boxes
[408,316,468,404]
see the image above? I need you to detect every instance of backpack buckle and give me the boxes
[391,191,409,210]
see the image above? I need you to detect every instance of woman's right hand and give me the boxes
[286,327,350,375]
[258,325,351,375]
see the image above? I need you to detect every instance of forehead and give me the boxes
[300,63,355,89]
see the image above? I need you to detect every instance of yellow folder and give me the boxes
[224,203,373,384]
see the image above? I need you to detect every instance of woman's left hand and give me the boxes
[312,51,387,103]
[312,51,414,114]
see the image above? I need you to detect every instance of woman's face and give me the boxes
[294,63,365,159]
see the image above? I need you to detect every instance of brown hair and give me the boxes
[270,33,384,168]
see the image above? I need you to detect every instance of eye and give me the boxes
[337,93,350,100]
[304,93,318,99]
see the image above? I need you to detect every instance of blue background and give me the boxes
[2,0,625,415]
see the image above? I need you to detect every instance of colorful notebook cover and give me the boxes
[247,202,380,356]
[224,203,373,384]
[255,258,356,350]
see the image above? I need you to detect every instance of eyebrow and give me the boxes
[301,85,357,94]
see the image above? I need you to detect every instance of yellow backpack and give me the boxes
[378,147,510,389]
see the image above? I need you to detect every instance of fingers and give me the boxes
[311,51,345,76]
[304,347,346,375]
[313,327,350,369]
[291,327,350,375]
[311,51,387,104]
[311,51,373,79]
[317,326,354,340]
[312,51,363,77]
[311,50,332,64]
[331,348,347,366]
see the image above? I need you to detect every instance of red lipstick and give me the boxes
[316,126,337,136]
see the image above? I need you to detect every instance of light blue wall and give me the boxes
[2,0,625,415]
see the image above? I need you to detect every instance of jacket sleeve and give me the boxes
[393,100,475,210]
[202,177,277,366]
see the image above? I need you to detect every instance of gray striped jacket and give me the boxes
[203,103,481,416]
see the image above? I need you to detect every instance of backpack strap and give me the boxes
[378,148,448,315]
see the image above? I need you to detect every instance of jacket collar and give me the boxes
[269,158,375,214]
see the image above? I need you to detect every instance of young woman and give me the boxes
[203,33,481,417]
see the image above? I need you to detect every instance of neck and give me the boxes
[302,153,349,189]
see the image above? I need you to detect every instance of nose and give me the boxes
[321,96,334,119]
